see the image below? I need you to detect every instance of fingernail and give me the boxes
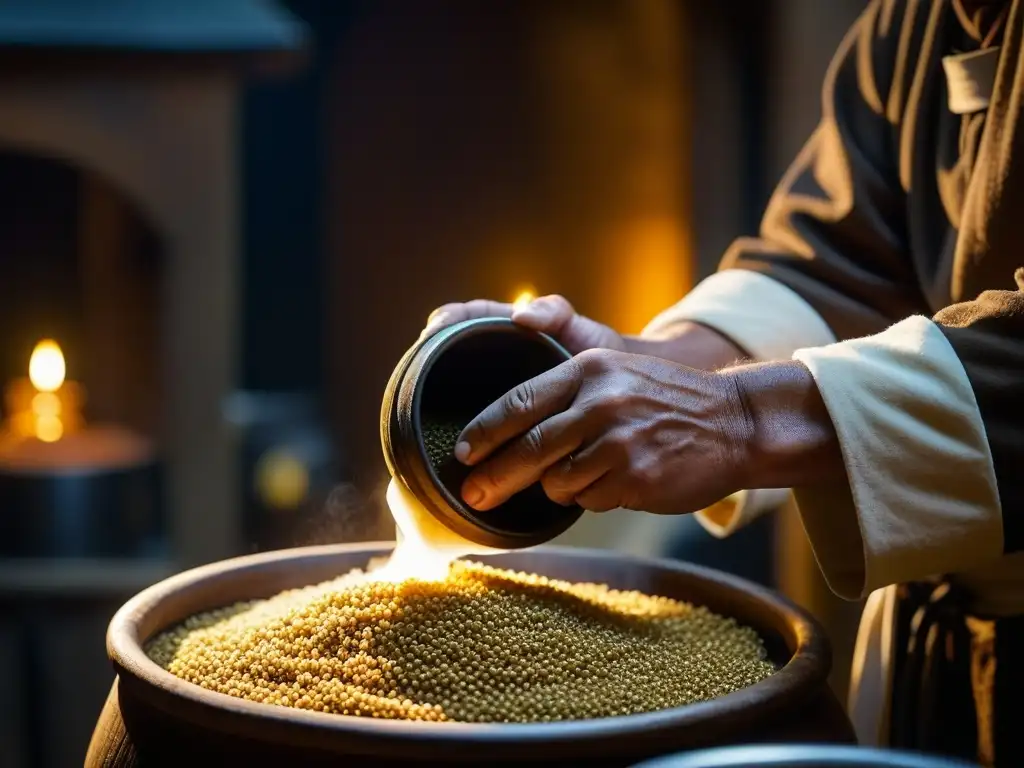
[462,480,484,508]
[454,440,472,463]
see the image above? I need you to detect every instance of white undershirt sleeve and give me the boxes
[792,315,1003,599]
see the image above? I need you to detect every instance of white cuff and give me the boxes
[642,269,836,360]
[793,316,1003,600]
[694,488,792,538]
[644,269,834,537]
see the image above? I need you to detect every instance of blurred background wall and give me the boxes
[0,1,866,764]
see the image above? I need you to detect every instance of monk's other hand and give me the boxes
[420,294,624,355]
[452,348,753,514]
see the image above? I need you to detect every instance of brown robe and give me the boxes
[723,0,1024,556]
[714,0,1023,763]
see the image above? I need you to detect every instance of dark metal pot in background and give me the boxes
[633,744,979,767]
[0,460,165,558]
[88,543,854,767]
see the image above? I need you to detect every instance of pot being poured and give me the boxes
[87,543,854,767]
[380,317,585,550]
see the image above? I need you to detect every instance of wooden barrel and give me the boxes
[88,543,855,766]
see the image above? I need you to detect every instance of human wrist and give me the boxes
[723,360,844,490]
[624,321,748,371]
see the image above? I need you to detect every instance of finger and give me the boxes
[510,294,575,334]
[574,474,623,513]
[455,358,582,466]
[540,440,612,506]
[540,443,610,507]
[460,410,585,511]
[421,300,514,339]
[512,294,622,354]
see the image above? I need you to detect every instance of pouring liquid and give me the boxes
[371,477,505,582]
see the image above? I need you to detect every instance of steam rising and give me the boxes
[291,482,392,548]
[292,477,502,584]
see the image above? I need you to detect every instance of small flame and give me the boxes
[512,287,537,311]
[27,340,67,442]
[29,340,66,393]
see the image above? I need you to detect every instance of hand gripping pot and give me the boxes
[380,317,584,549]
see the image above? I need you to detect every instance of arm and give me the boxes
[453,272,1017,601]
[635,0,931,539]
[724,276,1019,599]
[626,321,748,370]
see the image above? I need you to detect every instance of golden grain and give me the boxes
[147,561,774,723]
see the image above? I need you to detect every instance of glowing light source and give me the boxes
[33,417,63,443]
[512,287,537,311]
[255,448,309,510]
[370,478,504,583]
[1,339,85,445]
[28,340,65,393]
[24,340,68,442]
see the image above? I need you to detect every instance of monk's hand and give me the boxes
[453,349,754,514]
[421,294,625,354]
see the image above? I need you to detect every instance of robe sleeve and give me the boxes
[792,311,1002,599]
[643,0,1009,600]
[643,0,928,540]
[934,283,1024,554]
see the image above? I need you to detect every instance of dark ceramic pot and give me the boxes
[88,543,855,767]
[633,744,979,767]
[380,317,584,549]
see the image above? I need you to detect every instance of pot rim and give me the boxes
[107,542,831,753]
[382,316,583,548]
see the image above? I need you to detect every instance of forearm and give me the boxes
[724,360,845,490]
[624,321,748,371]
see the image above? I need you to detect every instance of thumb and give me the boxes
[512,295,622,353]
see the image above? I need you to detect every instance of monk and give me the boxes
[422,1,1024,764]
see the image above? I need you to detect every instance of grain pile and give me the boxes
[147,560,775,723]
[421,418,464,478]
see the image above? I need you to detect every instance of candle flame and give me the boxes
[29,340,66,393]
[26,340,67,442]
[512,287,537,311]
